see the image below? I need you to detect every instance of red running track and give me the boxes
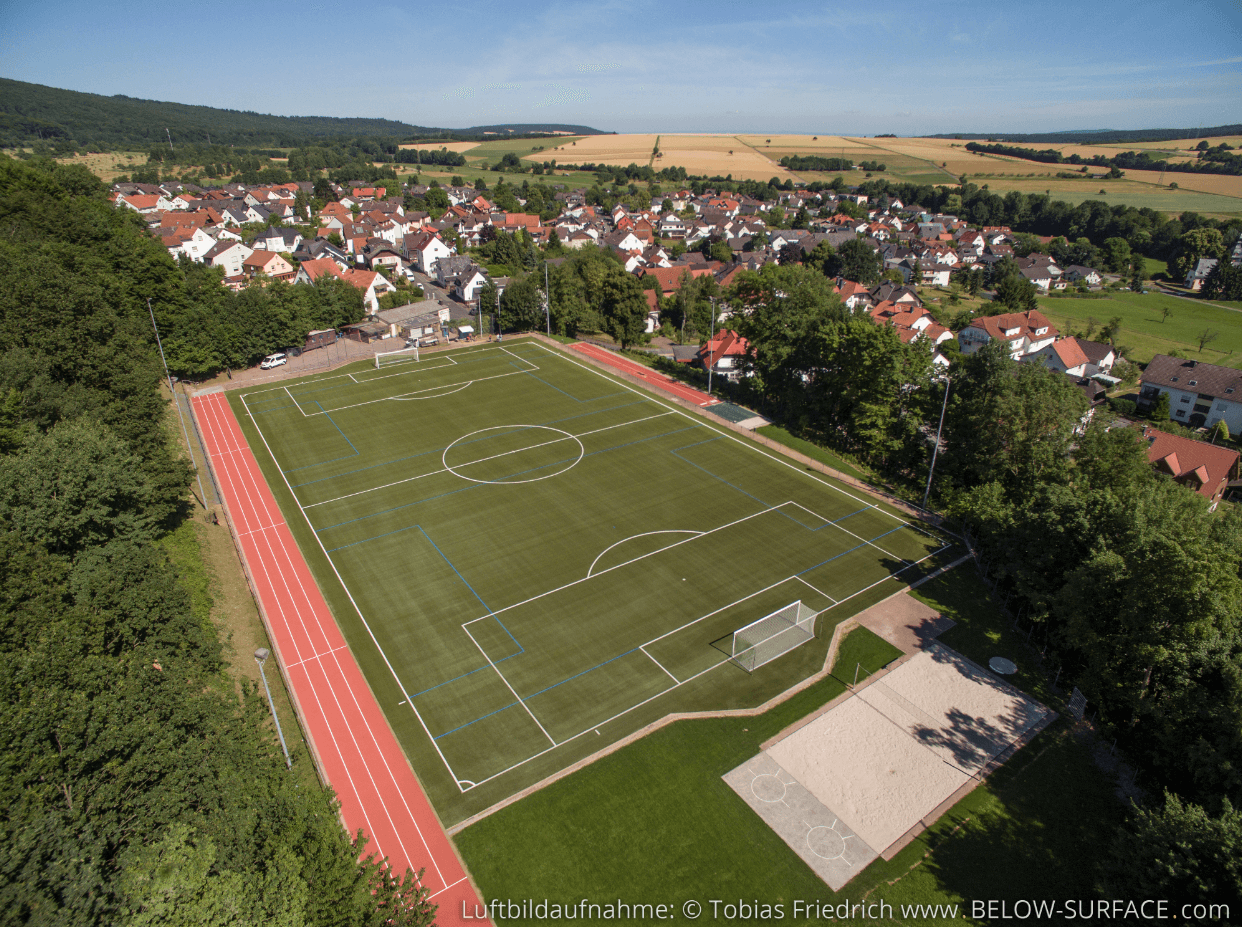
[570,342,718,407]
[193,391,490,927]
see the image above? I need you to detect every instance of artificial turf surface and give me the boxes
[233,338,955,821]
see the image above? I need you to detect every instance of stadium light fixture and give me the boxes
[254,648,293,768]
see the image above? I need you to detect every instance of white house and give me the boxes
[1138,354,1242,432]
[203,240,253,278]
[404,229,452,274]
[958,310,1059,360]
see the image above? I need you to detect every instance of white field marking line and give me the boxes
[587,529,704,578]
[244,341,954,795]
[795,574,837,605]
[305,410,676,510]
[239,348,474,400]
[461,504,789,628]
[285,644,349,668]
[389,381,472,401]
[820,542,956,615]
[241,391,469,803]
[283,385,307,417]
[295,365,538,417]
[537,341,948,542]
[461,538,955,791]
[239,522,286,537]
[429,875,469,900]
[203,396,400,869]
[788,499,909,565]
[461,621,557,747]
[229,397,451,888]
[640,646,679,684]
[200,394,283,537]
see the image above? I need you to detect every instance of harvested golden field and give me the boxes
[550,133,797,181]
[738,134,875,151]
[397,141,479,153]
[1114,168,1242,198]
[54,151,148,182]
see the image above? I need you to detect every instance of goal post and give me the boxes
[731,601,818,673]
[375,344,419,368]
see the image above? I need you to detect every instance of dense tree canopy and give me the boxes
[0,155,434,925]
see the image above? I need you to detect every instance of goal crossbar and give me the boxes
[731,600,818,673]
[375,344,419,368]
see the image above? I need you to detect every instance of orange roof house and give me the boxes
[1143,426,1240,508]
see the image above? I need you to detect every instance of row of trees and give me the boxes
[0,154,436,923]
[966,140,1242,176]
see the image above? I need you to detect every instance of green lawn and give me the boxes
[457,607,1122,925]
[464,136,582,167]
[233,339,955,823]
[756,425,871,481]
[1036,290,1242,368]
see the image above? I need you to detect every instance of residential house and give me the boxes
[404,229,452,274]
[958,310,1058,359]
[1063,265,1103,287]
[203,240,253,278]
[341,269,396,314]
[1031,337,1090,376]
[696,330,751,382]
[242,250,295,281]
[1142,426,1240,509]
[1073,338,1116,376]
[1137,354,1242,431]
[250,228,303,253]
[295,257,346,285]
[1186,257,1219,291]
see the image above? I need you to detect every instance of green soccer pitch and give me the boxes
[232,339,956,820]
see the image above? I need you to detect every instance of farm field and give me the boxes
[548,133,798,181]
[1036,291,1242,368]
[234,339,955,823]
[397,140,480,153]
[960,175,1242,218]
[47,150,150,183]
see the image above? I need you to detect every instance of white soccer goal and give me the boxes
[375,344,419,368]
[731,601,818,673]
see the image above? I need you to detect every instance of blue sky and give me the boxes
[2,0,1239,135]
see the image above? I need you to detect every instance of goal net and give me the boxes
[375,344,419,368]
[731,601,818,673]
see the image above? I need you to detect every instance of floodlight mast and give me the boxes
[148,298,207,509]
[254,648,292,768]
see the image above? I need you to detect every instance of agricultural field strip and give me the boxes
[241,341,952,790]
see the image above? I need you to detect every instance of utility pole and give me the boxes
[166,128,174,152]
[254,649,292,768]
[707,298,716,396]
[544,261,551,336]
[148,299,207,509]
[922,376,951,510]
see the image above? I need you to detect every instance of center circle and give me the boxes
[807,826,846,860]
[442,425,585,485]
[751,774,787,803]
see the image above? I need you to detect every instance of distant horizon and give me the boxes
[3,0,1239,136]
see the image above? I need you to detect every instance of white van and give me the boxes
[260,353,287,370]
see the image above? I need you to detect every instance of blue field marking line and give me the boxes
[796,524,908,576]
[281,402,360,473]
[317,421,702,545]
[435,520,917,743]
[521,368,627,404]
[669,438,884,533]
[287,398,649,488]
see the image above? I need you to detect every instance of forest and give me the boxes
[0,155,434,925]
[0,77,604,156]
[965,140,1242,176]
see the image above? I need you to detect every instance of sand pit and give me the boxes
[727,643,1050,881]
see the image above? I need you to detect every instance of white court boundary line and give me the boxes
[238,339,956,793]
[301,410,674,510]
[587,529,705,578]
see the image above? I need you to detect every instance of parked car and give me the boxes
[260,353,287,370]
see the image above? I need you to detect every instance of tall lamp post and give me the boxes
[707,298,716,396]
[254,648,292,768]
[922,375,951,510]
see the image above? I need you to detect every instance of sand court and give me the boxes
[726,643,1051,884]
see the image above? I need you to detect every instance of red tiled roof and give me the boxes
[698,329,750,369]
[299,258,344,282]
[1051,338,1090,370]
[1143,427,1239,501]
[968,310,1057,344]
